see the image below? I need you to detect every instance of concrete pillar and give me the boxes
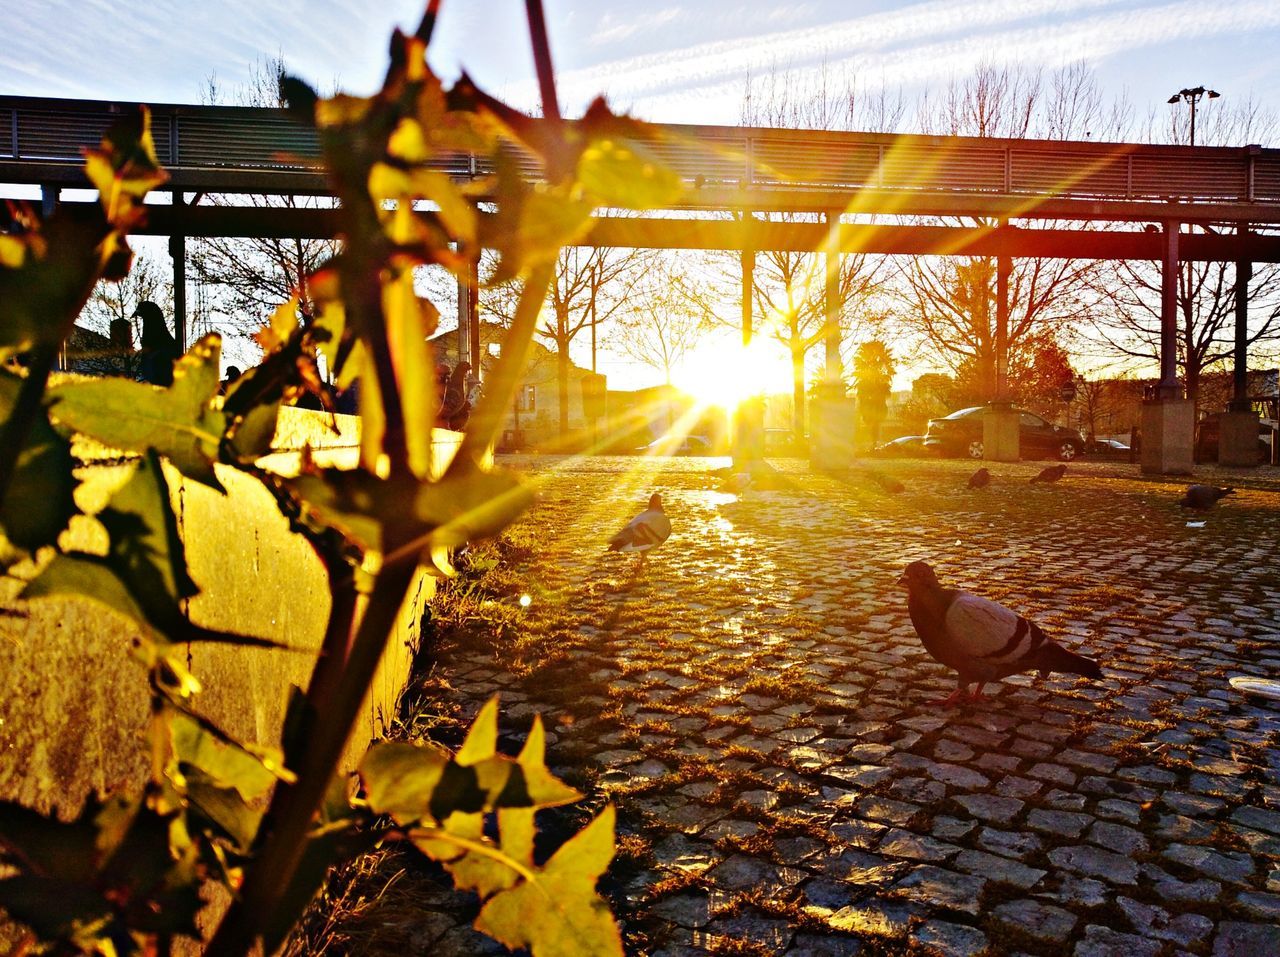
[1158,222,1181,400]
[984,250,1019,461]
[1140,398,1195,474]
[810,212,856,469]
[1221,248,1259,467]
[733,240,764,464]
[40,184,59,219]
[169,192,187,353]
[1141,221,1195,474]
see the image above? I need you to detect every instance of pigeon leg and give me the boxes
[928,683,971,708]
[968,683,988,701]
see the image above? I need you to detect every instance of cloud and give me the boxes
[520,0,1280,121]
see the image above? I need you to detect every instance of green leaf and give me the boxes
[47,334,227,490]
[182,770,263,852]
[475,806,623,957]
[279,469,387,555]
[169,712,279,800]
[417,463,535,552]
[225,400,280,463]
[0,372,78,551]
[359,741,453,824]
[577,138,682,210]
[21,551,145,625]
[94,452,198,624]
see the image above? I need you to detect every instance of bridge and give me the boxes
[4,94,1280,472]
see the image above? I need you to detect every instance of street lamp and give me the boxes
[1167,86,1220,146]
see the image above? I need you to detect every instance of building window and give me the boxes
[517,385,536,412]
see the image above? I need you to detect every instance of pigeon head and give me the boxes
[897,560,940,590]
[649,493,663,511]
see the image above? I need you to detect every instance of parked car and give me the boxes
[923,406,1084,461]
[1086,437,1130,457]
[636,434,714,456]
[872,435,926,456]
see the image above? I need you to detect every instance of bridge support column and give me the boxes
[1221,247,1258,466]
[984,250,1019,461]
[170,192,187,353]
[732,240,764,464]
[1142,221,1194,474]
[811,210,855,469]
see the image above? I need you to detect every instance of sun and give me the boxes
[672,339,783,410]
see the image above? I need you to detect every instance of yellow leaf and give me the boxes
[457,696,499,765]
[475,806,623,957]
[315,94,373,128]
[387,119,431,163]
[0,234,25,268]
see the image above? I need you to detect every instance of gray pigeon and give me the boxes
[607,493,671,564]
[968,467,991,489]
[899,561,1102,707]
[1030,464,1067,483]
[1181,484,1234,510]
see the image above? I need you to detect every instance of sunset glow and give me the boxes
[672,339,785,410]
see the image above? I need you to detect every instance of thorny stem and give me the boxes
[205,525,421,956]
[524,0,562,123]
[415,0,444,45]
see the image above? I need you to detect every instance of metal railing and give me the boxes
[3,94,1279,211]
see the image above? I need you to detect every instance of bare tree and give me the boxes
[895,63,1125,399]
[611,263,707,385]
[733,64,894,439]
[1090,97,1280,413]
[485,246,648,436]
[192,56,339,356]
[80,250,173,344]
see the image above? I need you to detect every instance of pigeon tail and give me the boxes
[1034,642,1102,680]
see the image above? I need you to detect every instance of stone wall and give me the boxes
[0,407,454,816]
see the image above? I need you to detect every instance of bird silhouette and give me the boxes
[1181,484,1234,510]
[1030,464,1067,483]
[607,493,671,567]
[968,467,991,490]
[133,301,179,387]
[899,561,1102,707]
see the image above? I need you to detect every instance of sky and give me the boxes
[5,1,1280,390]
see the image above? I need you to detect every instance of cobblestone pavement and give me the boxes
[427,456,1280,956]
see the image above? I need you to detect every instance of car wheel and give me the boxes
[1059,441,1079,462]
[967,439,985,459]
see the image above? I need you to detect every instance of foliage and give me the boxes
[852,340,894,445]
[0,5,678,955]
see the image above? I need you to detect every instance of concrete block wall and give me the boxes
[0,407,456,817]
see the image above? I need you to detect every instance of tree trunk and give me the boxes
[791,341,805,441]
[557,344,569,438]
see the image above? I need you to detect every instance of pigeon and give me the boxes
[607,493,671,564]
[1030,464,1067,483]
[898,561,1102,707]
[1181,484,1234,510]
[870,472,905,494]
[967,467,991,490]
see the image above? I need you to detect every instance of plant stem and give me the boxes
[205,529,421,955]
[0,343,57,508]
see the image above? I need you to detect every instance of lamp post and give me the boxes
[1167,86,1220,146]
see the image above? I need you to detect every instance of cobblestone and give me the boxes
[422,457,1280,954]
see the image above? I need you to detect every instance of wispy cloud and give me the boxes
[589,6,686,47]
[522,0,1280,121]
